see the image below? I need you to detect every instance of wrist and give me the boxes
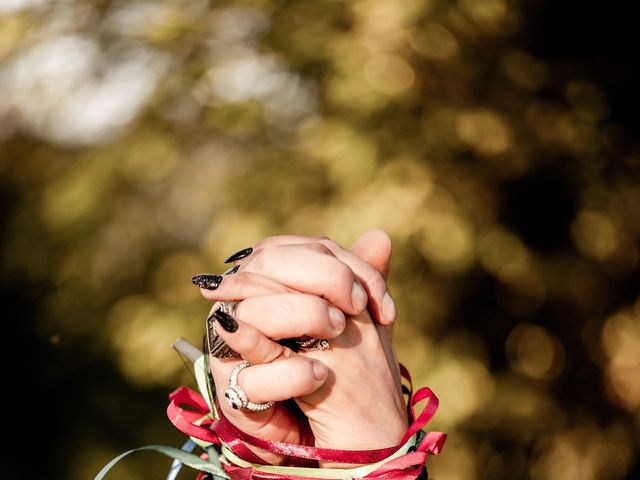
[315,422,408,469]
[221,433,419,477]
[312,402,408,468]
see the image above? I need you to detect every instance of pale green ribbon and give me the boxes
[220,436,416,479]
[94,354,227,480]
[93,443,229,480]
[95,352,417,480]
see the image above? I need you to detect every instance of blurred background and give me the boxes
[1,0,639,479]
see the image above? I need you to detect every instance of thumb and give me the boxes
[351,230,402,386]
[350,229,392,279]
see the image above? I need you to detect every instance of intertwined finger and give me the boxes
[214,315,290,365]
[320,234,395,324]
[198,271,295,302]
[240,244,368,315]
[243,233,396,324]
[235,293,346,339]
[210,356,329,405]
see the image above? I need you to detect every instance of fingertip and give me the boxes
[312,360,328,382]
[366,228,392,247]
[350,229,393,279]
[381,290,397,323]
[350,281,368,312]
[199,287,222,301]
[200,287,214,299]
[328,305,346,333]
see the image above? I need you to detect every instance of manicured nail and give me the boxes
[224,247,253,264]
[312,360,328,381]
[351,281,367,311]
[223,265,240,275]
[382,291,397,323]
[278,338,300,352]
[328,306,346,332]
[191,274,223,290]
[212,309,238,333]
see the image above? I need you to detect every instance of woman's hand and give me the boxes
[195,231,407,464]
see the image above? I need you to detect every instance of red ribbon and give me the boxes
[167,387,266,464]
[166,368,446,479]
[167,387,219,445]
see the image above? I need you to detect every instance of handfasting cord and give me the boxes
[94,343,446,480]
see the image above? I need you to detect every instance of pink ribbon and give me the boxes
[166,367,446,479]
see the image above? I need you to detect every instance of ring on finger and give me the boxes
[224,361,274,412]
[294,337,330,352]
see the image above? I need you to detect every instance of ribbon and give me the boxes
[97,358,446,480]
[168,438,197,480]
[167,383,445,465]
[221,450,429,480]
[93,444,228,480]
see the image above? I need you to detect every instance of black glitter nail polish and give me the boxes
[224,247,253,264]
[191,274,223,290]
[277,338,301,352]
[212,309,239,333]
[223,265,240,275]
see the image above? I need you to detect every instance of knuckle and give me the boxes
[253,237,274,249]
[235,326,261,354]
[231,272,252,295]
[234,299,248,322]
[244,247,269,272]
[279,293,300,313]
[253,236,286,250]
[364,269,387,295]
[300,295,329,330]
[327,262,354,291]
[317,238,340,252]
[303,242,333,256]
[262,344,286,364]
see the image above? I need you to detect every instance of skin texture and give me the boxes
[199,230,407,466]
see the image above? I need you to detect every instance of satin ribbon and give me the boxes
[168,386,267,464]
[220,449,434,480]
[97,354,445,480]
[167,378,446,467]
[93,443,228,480]
[219,434,417,479]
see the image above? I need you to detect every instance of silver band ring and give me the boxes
[224,361,274,412]
[206,301,241,359]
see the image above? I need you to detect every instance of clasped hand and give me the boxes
[194,230,408,466]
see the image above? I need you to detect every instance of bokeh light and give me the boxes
[2,1,639,479]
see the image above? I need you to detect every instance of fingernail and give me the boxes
[328,306,345,332]
[191,274,223,290]
[212,309,238,333]
[223,265,240,275]
[312,360,328,381]
[278,338,300,352]
[351,282,367,311]
[224,247,253,264]
[382,291,397,323]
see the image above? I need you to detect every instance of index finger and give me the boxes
[246,235,395,324]
[242,244,368,316]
